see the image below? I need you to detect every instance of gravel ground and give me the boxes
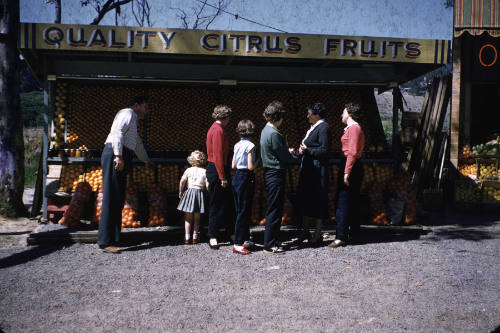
[0,221,499,333]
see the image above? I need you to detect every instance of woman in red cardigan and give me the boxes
[206,105,233,249]
[329,102,365,248]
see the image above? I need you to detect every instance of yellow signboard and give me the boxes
[19,23,450,64]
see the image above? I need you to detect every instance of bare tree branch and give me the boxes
[131,0,152,27]
[192,0,207,29]
[171,0,230,30]
[46,0,62,23]
[205,0,225,29]
[80,0,133,25]
[172,7,189,29]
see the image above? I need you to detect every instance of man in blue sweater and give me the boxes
[260,101,299,253]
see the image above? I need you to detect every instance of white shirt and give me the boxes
[233,138,256,169]
[182,167,207,190]
[104,108,149,163]
[302,119,324,144]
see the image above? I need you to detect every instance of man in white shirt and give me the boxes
[98,96,153,254]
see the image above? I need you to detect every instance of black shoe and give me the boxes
[208,243,220,250]
[348,234,361,245]
[296,232,311,244]
[263,246,286,254]
[309,238,323,248]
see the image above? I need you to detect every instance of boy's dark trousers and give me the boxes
[232,169,255,245]
[335,158,363,242]
[98,143,133,247]
[263,168,286,249]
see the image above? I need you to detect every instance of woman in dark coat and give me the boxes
[298,103,332,246]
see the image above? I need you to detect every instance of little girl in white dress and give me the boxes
[177,150,208,244]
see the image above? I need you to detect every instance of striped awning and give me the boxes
[454,0,500,37]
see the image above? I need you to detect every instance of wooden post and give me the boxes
[392,88,401,171]
[450,36,462,169]
[42,79,55,219]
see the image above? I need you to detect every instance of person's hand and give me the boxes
[146,161,155,170]
[299,143,307,155]
[114,156,124,171]
[288,147,296,155]
[221,179,228,188]
[179,191,183,199]
[344,173,350,186]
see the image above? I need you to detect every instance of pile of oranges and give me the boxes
[459,162,477,178]
[157,164,181,192]
[131,165,155,192]
[59,165,84,192]
[121,183,141,228]
[52,83,67,149]
[147,184,166,227]
[54,82,387,153]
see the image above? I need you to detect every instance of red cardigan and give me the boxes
[341,123,365,175]
[206,122,229,180]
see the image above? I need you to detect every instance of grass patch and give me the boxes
[24,128,43,188]
[21,91,44,127]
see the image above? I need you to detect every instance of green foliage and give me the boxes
[24,128,43,188]
[21,91,44,127]
[401,64,452,96]
[0,202,17,218]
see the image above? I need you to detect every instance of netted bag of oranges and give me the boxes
[404,190,418,224]
[386,171,418,224]
[122,183,141,228]
[58,181,93,227]
[92,183,104,225]
[368,182,389,225]
[147,184,166,227]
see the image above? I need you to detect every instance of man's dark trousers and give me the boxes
[98,143,133,247]
[263,168,286,249]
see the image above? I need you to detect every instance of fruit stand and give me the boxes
[19,23,450,227]
[451,1,500,211]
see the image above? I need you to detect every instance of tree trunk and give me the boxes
[54,0,61,23]
[0,0,27,217]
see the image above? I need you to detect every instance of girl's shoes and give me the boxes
[184,239,191,244]
[192,233,199,244]
[233,246,251,255]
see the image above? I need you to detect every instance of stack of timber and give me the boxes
[408,75,451,194]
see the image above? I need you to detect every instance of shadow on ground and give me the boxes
[426,224,499,242]
[424,205,500,226]
[0,244,67,269]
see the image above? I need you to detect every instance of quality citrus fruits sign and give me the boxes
[20,23,449,64]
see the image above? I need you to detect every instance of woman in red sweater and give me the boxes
[329,102,365,248]
[206,105,233,249]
